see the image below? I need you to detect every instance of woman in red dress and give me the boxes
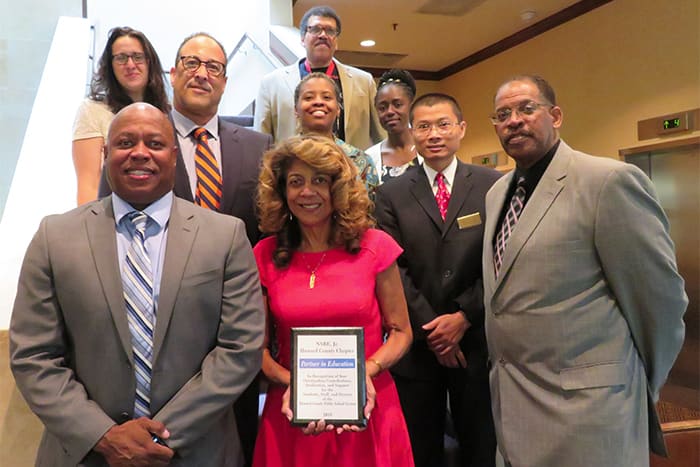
[252,135,414,467]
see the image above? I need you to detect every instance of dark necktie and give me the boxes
[193,127,223,210]
[123,212,154,417]
[494,177,527,277]
[435,172,450,221]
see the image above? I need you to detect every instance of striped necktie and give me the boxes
[435,172,450,221]
[123,211,155,418]
[494,176,527,277]
[194,127,223,210]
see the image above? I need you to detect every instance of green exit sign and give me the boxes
[663,118,681,130]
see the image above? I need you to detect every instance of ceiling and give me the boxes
[293,0,614,79]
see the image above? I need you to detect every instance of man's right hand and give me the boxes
[94,418,174,466]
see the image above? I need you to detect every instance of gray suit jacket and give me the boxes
[482,141,687,467]
[10,196,265,466]
[253,59,385,149]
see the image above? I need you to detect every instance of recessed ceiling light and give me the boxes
[520,10,537,22]
[360,39,376,47]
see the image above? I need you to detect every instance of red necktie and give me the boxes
[193,127,223,211]
[435,173,450,221]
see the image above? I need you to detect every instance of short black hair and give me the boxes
[174,32,228,69]
[496,74,557,106]
[410,93,463,124]
[294,72,343,110]
[300,6,342,37]
[376,69,416,102]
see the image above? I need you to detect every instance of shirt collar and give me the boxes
[515,139,560,194]
[423,155,458,187]
[112,191,173,230]
[171,109,219,141]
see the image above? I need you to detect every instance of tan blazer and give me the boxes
[253,59,385,150]
[482,141,687,467]
[10,196,265,466]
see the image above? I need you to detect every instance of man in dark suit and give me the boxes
[100,33,271,465]
[375,93,500,467]
[10,103,265,466]
[168,32,271,466]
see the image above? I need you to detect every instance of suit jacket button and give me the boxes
[498,357,506,366]
[443,269,452,278]
[118,412,131,423]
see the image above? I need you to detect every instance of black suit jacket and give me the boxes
[99,116,271,245]
[375,161,501,380]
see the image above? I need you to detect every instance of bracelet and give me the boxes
[368,358,384,373]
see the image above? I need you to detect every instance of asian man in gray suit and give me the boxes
[10,103,265,466]
[482,75,687,467]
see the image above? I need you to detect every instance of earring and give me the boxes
[289,212,293,221]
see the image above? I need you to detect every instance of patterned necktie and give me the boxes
[494,176,527,277]
[194,127,223,210]
[435,172,450,221]
[123,212,155,418]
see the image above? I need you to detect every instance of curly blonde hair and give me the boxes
[257,135,374,268]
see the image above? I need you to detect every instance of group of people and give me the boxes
[10,4,688,467]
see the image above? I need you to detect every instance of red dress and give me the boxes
[252,229,414,467]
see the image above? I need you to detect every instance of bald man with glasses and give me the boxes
[254,5,384,149]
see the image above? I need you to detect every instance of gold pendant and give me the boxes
[309,272,316,289]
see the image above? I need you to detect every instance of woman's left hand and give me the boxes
[335,373,376,434]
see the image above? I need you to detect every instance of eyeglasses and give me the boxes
[412,121,461,136]
[306,26,339,38]
[490,101,552,124]
[179,55,226,77]
[112,53,146,65]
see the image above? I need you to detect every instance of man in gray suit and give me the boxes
[10,103,265,466]
[99,33,271,465]
[254,5,384,149]
[482,75,687,467]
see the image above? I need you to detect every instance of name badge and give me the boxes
[457,212,481,229]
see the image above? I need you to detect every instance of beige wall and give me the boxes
[438,0,700,164]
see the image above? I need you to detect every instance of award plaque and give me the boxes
[290,327,366,427]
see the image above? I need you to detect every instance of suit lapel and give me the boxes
[284,65,300,93]
[483,171,513,290]
[493,145,570,291]
[410,168,443,230]
[218,118,242,214]
[171,120,194,202]
[152,199,197,363]
[442,162,473,238]
[336,60,353,122]
[86,197,135,362]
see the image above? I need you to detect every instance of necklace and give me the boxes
[300,251,327,289]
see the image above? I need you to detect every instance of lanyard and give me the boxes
[303,59,337,78]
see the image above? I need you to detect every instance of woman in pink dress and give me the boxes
[252,135,415,467]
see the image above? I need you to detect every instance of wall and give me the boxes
[0,0,81,220]
[440,0,700,164]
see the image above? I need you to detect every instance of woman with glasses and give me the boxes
[366,69,423,183]
[294,72,379,198]
[72,26,169,205]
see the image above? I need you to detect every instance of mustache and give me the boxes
[505,131,532,143]
[187,81,212,92]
